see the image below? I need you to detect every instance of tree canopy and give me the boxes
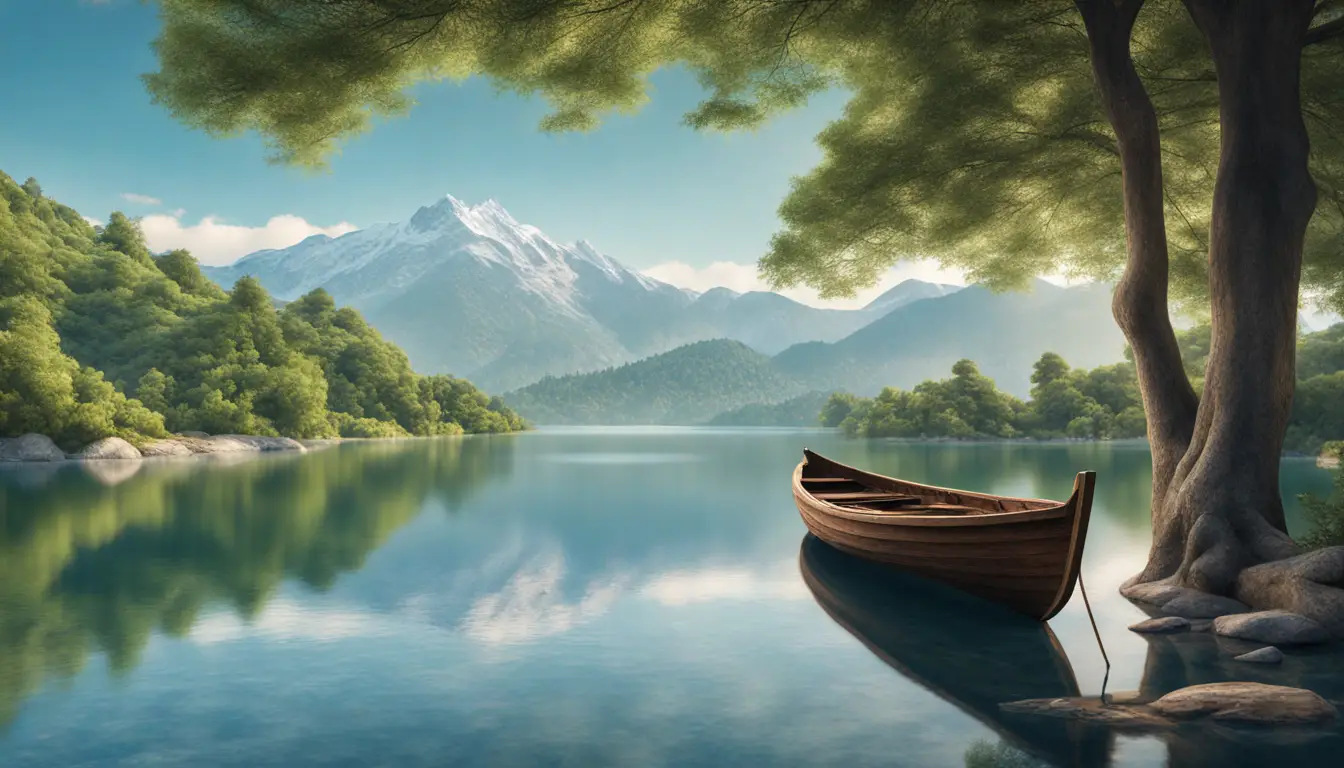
[145,0,1344,313]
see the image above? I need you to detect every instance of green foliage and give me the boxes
[819,392,865,428]
[145,1,1344,315]
[964,740,1050,768]
[1299,468,1344,550]
[504,339,803,425]
[0,171,525,447]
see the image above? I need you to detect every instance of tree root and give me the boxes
[1235,547,1344,638]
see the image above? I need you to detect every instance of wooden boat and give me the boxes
[799,535,1111,768]
[793,449,1095,621]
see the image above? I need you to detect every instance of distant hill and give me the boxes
[706,392,834,427]
[204,195,959,391]
[772,280,1126,398]
[503,339,805,425]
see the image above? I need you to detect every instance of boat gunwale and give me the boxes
[792,458,1073,528]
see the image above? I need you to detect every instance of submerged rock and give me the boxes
[1214,610,1331,646]
[0,434,66,462]
[1234,646,1285,664]
[1149,682,1336,726]
[1003,683,1337,730]
[74,437,142,460]
[1130,616,1191,634]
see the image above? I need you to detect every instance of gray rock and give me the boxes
[1149,682,1336,726]
[1234,646,1285,664]
[1122,582,1185,605]
[1129,616,1191,634]
[1189,620,1213,632]
[1162,591,1250,619]
[1121,581,1250,618]
[0,434,66,462]
[74,437,142,460]
[217,435,307,453]
[1213,609,1331,646]
[140,439,194,457]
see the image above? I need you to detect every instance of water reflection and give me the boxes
[0,436,516,730]
[799,534,1112,768]
[801,533,1344,768]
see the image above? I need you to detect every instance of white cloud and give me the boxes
[460,552,625,646]
[82,216,102,227]
[140,213,358,266]
[190,599,396,645]
[642,259,969,310]
[640,564,809,606]
[120,192,162,206]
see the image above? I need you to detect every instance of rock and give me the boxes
[74,437,142,460]
[1162,591,1250,619]
[1149,682,1336,726]
[999,697,1172,730]
[1319,453,1341,469]
[1129,616,1191,634]
[1122,582,1186,605]
[217,435,307,453]
[0,434,66,462]
[1189,620,1213,632]
[1236,548,1344,639]
[140,439,194,457]
[1121,581,1250,618]
[1234,646,1285,664]
[1213,610,1331,646]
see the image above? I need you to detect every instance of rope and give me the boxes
[1077,570,1111,701]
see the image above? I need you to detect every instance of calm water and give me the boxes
[1,429,1341,767]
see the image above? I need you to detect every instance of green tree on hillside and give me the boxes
[0,172,525,445]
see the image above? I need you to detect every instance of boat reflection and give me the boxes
[799,534,1112,768]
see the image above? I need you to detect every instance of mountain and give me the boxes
[706,391,835,427]
[772,280,1126,398]
[204,196,959,391]
[503,339,806,425]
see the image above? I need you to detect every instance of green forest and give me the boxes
[0,172,526,450]
[707,391,833,428]
[824,323,1344,455]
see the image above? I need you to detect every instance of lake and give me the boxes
[2,428,1341,767]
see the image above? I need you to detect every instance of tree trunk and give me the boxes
[1139,0,1319,594]
[1078,0,1320,596]
[1074,0,1199,536]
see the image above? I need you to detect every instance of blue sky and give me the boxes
[0,0,966,306]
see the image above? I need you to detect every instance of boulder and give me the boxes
[1162,592,1250,619]
[74,437,142,460]
[218,435,306,453]
[1129,616,1191,634]
[1149,682,1336,726]
[0,434,66,462]
[1236,548,1344,639]
[1121,582,1250,618]
[140,439,194,457]
[1234,646,1284,664]
[1213,610,1331,646]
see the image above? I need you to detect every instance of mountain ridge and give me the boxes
[203,195,963,391]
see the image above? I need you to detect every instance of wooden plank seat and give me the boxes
[813,491,920,503]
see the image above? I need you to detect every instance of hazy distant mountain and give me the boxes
[773,280,1126,398]
[503,339,806,425]
[204,196,959,391]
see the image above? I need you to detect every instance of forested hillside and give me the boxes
[0,172,525,450]
[707,392,834,427]
[827,323,1344,454]
[504,339,804,425]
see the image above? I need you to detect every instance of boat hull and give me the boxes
[793,450,1094,621]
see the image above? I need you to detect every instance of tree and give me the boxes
[143,1,1344,615]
